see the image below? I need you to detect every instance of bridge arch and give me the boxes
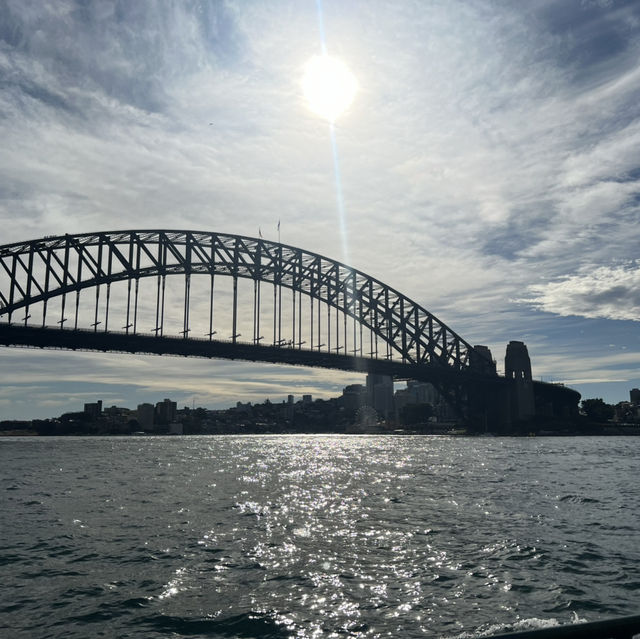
[0,230,493,376]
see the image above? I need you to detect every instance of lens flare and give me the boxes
[302,55,357,122]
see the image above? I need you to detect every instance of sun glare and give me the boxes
[302,55,357,122]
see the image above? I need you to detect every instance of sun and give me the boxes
[302,55,357,122]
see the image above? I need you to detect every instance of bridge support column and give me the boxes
[505,341,535,423]
[468,341,536,432]
[232,275,238,343]
[467,378,512,433]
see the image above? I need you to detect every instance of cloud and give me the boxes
[2,1,640,416]
[0,347,365,419]
[559,377,628,384]
[522,263,640,321]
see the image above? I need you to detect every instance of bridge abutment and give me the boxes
[466,341,581,432]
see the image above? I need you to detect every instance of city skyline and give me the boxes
[1,1,640,419]
[3,380,639,433]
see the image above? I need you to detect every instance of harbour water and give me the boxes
[2,435,639,638]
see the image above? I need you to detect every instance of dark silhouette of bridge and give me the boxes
[0,230,579,427]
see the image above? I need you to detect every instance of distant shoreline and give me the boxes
[2,427,640,438]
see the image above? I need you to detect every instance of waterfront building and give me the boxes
[286,395,295,421]
[394,381,438,415]
[83,400,102,418]
[342,384,367,413]
[103,405,132,419]
[366,374,394,420]
[235,401,252,414]
[613,401,640,423]
[168,421,183,435]
[156,398,177,424]
[394,380,457,422]
[136,403,155,430]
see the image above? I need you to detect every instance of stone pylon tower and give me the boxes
[505,341,535,421]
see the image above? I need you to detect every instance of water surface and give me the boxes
[2,435,639,638]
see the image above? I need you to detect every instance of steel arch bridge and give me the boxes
[0,230,497,410]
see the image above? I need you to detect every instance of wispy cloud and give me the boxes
[523,262,640,321]
[0,348,363,419]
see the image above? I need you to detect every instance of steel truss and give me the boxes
[0,230,494,377]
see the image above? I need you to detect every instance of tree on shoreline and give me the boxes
[581,398,614,422]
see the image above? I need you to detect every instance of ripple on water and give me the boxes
[1,435,640,638]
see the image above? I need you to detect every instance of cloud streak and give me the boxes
[523,263,640,321]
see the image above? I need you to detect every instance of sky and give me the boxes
[1,0,639,420]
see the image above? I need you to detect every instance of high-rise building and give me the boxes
[342,384,367,412]
[136,403,155,430]
[394,381,454,421]
[156,398,177,424]
[366,374,394,419]
[630,388,640,405]
[83,400,102,418]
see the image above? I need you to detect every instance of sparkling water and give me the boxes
[2,435,639,638]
